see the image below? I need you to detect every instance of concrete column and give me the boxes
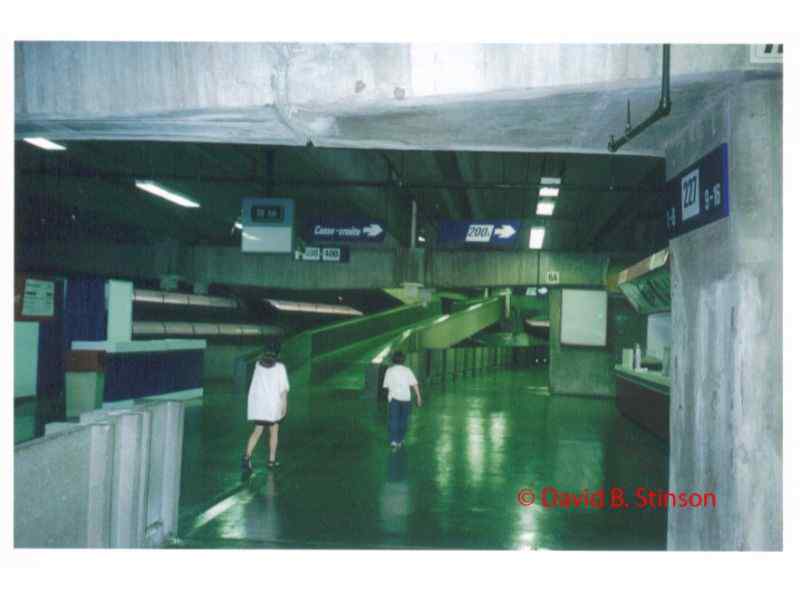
[666,77,781,550]
[80,409,149,548]
[141,400,185,546]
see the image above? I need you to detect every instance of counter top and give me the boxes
[71,339,207,353]
[614,365,670,394]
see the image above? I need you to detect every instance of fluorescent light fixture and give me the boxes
[529,227,546,249]
[536,200,555,216]
[234,221,243,230]
[417,235,427,243]
[24,137,66,151]
[539,176,561,198]
[539,187,559,198]
[135,180,200,208]
[265,298,363,317]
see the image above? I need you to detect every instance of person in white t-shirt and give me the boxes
[242,349,290,471]
[382,351,422,449]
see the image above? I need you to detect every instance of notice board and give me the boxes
[560,289,608,347]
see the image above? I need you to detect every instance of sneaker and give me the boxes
[267,459,280,469]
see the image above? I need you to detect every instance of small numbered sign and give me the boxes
[681,169,700,221]
[665,144,729,239]
[297,246,349,263]
[465,224,495,243]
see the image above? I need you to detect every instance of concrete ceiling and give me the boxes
[15,43,781,156]
[20,42,777,257]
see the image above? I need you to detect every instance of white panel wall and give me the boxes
[106,279,133,342]
[14,321,39,397]
[646,313,672,361]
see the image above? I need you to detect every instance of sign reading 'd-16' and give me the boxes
[665,143,729,239]
[438,220,521,248]
[305,219,387,243]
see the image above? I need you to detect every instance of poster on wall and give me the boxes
[560,289,608,347]
[15,275,55,320]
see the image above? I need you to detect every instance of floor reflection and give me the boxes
[180,368,668,549]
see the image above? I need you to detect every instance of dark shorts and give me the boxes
[252,418,284,426]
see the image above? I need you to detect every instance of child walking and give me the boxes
[382,351,422,449]
[242,346,290,472]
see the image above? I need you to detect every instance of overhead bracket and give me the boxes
[608,44,672,153]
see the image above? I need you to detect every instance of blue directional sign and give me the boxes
[437,220,521,248]
[665,144,729,239]
[305,219,387,243]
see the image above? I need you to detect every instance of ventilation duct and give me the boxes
[133,321,281,338]
[133,289,239,310]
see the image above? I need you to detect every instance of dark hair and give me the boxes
[260,350,278,368]
[392,351,406,365]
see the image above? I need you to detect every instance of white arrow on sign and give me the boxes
[493,225,517,239]
[362,224,384,238]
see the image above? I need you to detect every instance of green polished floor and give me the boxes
[176,367,668,550]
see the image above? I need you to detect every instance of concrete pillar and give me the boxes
[666,77,781,550]
[141,400,185,546]
[80,409,150,548]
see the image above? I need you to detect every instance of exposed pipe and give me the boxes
[410,200,418,249]
[133,288,239,310]
[133,321,281,338]
[608,44,671,153]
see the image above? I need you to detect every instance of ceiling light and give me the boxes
[539,187,559,198]
[529,227,546,249]
[417,235,426,243]
[234,221,243,230]
[135,180,200,208]
[539,176,561,198]
[536,201,555,216]
[23,137,66,151]
[265,299,363,317]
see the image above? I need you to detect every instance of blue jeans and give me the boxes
[388,400,412,444]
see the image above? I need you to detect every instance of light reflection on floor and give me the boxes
[177,368,668,550]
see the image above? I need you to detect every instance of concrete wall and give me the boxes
[666,78,781,550]
[15,399,185,548]
[15,422,115,547]
[19,240,622,291]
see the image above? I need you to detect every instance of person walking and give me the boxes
[382,351,422,449]
[242,346,290,472]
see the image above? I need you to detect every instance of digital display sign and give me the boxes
[251,205,284,223]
